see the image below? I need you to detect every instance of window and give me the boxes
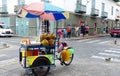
[111,6,114,15]
[101,3,105,12]
[92,0,95,8]
[77,0,82,4]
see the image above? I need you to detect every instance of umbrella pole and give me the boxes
[56,21,58,37]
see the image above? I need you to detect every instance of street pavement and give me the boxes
[0,34,120,76]
[0,42,10,49]
[0,34,120,49]
[61,34,120,46]
[62,34,111,40]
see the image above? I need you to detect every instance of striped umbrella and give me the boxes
[22,2,65,15]
[17,9,40,18]
[17,9,69,21]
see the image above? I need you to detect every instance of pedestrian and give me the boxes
[85,25,90,36]
[62,28,67,38]
[80,23,86,37]
[57,29,63,38]
[105,26,109,34]
[66,24,71,38]
[103,27,106,34]
[75,25,79,37]
[94,23,97,35]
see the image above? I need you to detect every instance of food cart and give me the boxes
[19,33,74,76]
[18,2,73,76]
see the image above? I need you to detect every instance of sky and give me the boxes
[0,0,65,14]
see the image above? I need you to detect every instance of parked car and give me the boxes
[0,24,13,37]
[109,27,120,37]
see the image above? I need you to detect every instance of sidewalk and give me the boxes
[61,34,110,41]
[61,34,120,46]
[0,34,119,49]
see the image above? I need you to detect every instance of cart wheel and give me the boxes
[60,54,74,66]
[63,54,74,66]
[31,57,50,76]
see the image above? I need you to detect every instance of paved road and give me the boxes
[0,36,120,76]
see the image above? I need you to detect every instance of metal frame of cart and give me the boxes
[19,39,74,76]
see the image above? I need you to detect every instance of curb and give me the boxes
[62,34,110,41]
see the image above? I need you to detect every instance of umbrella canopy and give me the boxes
[40,12,69,21]
[17,9,69,21]
[17,9,40,18]
[22,2,65,15]
[17,2,69,34]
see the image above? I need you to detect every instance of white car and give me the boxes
[0,24,13,37]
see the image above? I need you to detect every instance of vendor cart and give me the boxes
[19,38,74,76]
[18,2,73,76]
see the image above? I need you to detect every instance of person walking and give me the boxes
[62,28,67,38]
[105,26,109,34]
[80,23,86,37]
[67,24,71,38]
[94,23,97,35]
[85,25,90,36]
[75,25,79,37]
[57,29,63,39]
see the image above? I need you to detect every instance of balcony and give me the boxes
[0,7,8,14]
[91,8,99,16]
[113,0,120,2]
[75,4,86,14]
[41,0,51,3]
[115,15,120,22]
[101,12,108,18]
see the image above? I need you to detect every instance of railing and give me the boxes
[91,8,99,16]
[101,11,108,18]
[75,3,86,13]
[0,7,8,14]
[113,0,120,2]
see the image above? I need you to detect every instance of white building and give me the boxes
[1,0,120,36]
[51,0,120,21]
[50,0,120,35]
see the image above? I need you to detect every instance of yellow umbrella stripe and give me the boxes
[18,9,28,18]
[63,11,69,19]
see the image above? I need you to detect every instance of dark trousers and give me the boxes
[67,32,71,38]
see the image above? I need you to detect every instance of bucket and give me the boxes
[22,50,32,57]
[33,49,39,56]
[26,51,32,56]
[68,49,74,55]
[61,49,70,61]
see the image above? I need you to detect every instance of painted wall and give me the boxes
[7,0,120,36]
[51,0,120,20]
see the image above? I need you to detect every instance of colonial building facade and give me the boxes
[60,0,120,35]
[0,0,120,36]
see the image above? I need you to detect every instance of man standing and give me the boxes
[94,23,97,35]
[67,24,71,38]
[85,25,90,36]
[75,25,79,37]
[80,23,86,37]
